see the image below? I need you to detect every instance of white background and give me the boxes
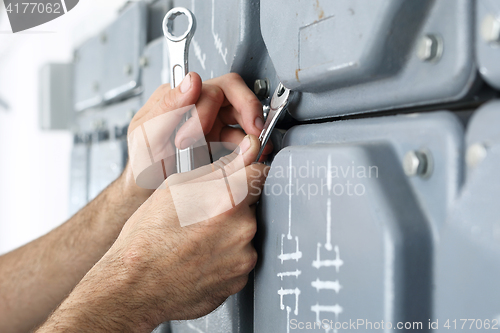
[0,0,129,254]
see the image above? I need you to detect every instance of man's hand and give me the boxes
[37,135,269,333]
[123,72,272,191]
[0,72,270,333]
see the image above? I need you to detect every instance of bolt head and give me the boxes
[466,143,488,169]
[254,79,269,99]
[417,34,443,62]
[403,150,432,178]
[124,64,133,76]
[139,57,149,68]
[481,14,500,45]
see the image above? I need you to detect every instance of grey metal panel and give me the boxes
[83,97,142,201]
[101,1,147,102]
[477,0,500,91]
[283,111,464,231]
[141,38,165,103]
[254,111,464,332]
[171,279,253,333]
[171,0,276,89]
[73,35,104,112]
[68,144,88,216]
[434,105,500,331]
[255,143,432,332]
[261,0,476,120]
[88,140,127,201]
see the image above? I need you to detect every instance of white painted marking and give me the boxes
[286,306,291,333]
[191,0,195,13]
[278,234,302,263]
[311,278,342,293]
[310,303,343,326]
[210,70,214,79]
[192,39,206,70]
[277,269,302,280]
[288,154,293,239]
[312,243,343,272]
[186,322,205,333]
[325,198,332,251]
[211,0,228,64]
[278,287,300,315]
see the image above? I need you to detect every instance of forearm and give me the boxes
[0,167,150,333]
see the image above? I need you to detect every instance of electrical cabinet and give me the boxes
[63,1,500,332]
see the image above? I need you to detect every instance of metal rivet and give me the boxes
[481,14,500,45]
[124,64,133,76]
[126,109,136,121]
[403,150,433,178]
[466,143,488,169]
[254,79,270,100]
[417,34,443,62]
[139,57,149,68]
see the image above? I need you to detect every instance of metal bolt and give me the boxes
[403,150,433,178]
[254,79,270,99]
[139,56,149,68]
[481,14,500,45]
[417,34,443,62]
[126,109,136,121]
[124,64,133,76]
[466,143,488,169]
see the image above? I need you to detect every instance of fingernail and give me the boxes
[180,74,191,93]
[180,137,196,149]
[239,136,251,155]
[255,116,264,131]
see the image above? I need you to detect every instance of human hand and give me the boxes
[123,72,273,193]
[40,135,269,333]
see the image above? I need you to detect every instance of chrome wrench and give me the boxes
[256,83,291,162]
[163,7,196,173]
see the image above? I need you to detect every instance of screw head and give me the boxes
[254,79,269,99]
[92,81,100,92]
[481,14,500,45]
[139,57,149,68]
[403,150,433,178]
[417,34,443,62]
[466,143,488,169]
[124,64,133,76]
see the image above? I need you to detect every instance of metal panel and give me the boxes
[255,111,464,332]
[73,35,104,112]
[101,1,147,102]
[68,143,89,216]
[434,103,500,331]
[170,0,276,89]
[141,38,165,103]
[82,97,142,201]
[261,0,476,120]
[88,140,127,201]
[477,0,500,91]
[171,286,253,333]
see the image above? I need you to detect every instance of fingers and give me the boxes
[175,84,225,149]
[129,73,203,134]
[205,73,265,137]
[167,135,261,186]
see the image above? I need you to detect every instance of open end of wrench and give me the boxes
[163,7,195,42]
